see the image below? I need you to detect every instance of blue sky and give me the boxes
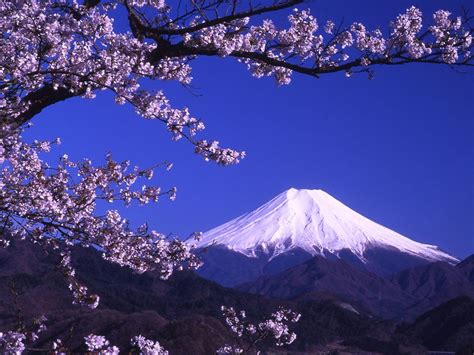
[27,0,473,258]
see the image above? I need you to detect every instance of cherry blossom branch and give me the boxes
[218,305,301,353]
[2,1,472,165]
[147,0,304,36]
[0,128,202,307]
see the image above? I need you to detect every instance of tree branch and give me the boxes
[148,0,303,36]
[13,85,84,128]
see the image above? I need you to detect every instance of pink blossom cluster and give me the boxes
[258,308,301,346]
[0,331,26,355]
[0,315,48,354]
[0,128,201,307]
[84,334,119,354]
[219,305,301,352]
[430,10,471,64]
[131,335,169,354]
[216,344,243,354]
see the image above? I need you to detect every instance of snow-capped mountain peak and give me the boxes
[192,188,457,264]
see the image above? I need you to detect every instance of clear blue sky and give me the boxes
[27,0,473,258]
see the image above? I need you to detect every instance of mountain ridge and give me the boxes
[0,239,423,353]
[239,254,474,320]
[1,239,472,353]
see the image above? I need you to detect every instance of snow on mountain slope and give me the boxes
[193,188,457,264]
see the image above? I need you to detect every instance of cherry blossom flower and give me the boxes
[0,331,26,355]
[220,305,301,352]
[131,335,169,355]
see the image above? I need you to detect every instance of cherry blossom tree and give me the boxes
[0,0,473,353]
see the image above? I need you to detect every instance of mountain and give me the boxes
[390,260,474,316]
[457,254,474,284]
[1,240,472,353]
[397,297,474,353]
[344,297,474,354]
[239,254,474,320]
[0,239,420,354]
[239,255,417,320]
[192,188,457,286]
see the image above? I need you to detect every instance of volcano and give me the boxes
[190,188,457,286]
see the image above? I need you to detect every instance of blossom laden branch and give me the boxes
[1,1,472,164]
[0,0,244,165]
[0,128,202,307]
[219,305,301,353]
